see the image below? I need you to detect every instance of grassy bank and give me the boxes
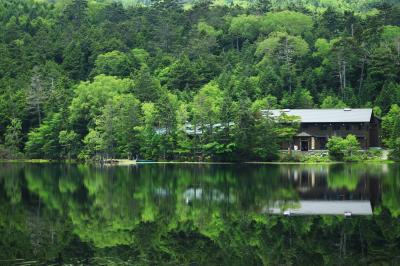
[0,159,52,163]
[0,159,395,165]
[245,160,395,165]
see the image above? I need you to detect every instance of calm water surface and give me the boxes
[0,163,399,265]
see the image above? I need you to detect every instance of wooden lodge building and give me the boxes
[263,108,381,151]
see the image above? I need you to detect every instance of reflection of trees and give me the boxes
[281,163,388,192]
[1,163,400,264]
[380,164,400,217]
[65,164,299,248]
[328,164,363,190]
[327,164,386,191]
[0,207,89,264]
[0,163,24,204]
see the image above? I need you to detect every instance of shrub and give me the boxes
[0,145,24,159]
[279,151,302,162]
[364,148,383,160]
[342,135,361,161]
[366,148,383,158]
[389,138,400,161]
[300,152,331,162]
[326,136,346,160]
[326,135,361,162]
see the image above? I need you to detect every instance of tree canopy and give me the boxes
[0,0,399,161]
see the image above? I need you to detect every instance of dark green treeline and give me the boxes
[0,0,399,161]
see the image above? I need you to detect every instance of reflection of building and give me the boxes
[263,108,380,150]
[266,200,372,215]
[281,166,381,202]
[268,165,384,215]
[183,188,235,204]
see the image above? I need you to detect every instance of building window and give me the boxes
[319,137,327,149]
[357,137,365,147]
[302,124,309,129]
[358,124,363,130]
[319,124,327,130]
[345,124,351,131]
[333,124,341,130]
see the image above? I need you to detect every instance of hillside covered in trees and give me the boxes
[0,0,399,161]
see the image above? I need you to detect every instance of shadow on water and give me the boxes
[0,163,399,265]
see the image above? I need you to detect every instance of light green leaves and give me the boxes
[262,11,313,36]
[256,32,309,60]
[69,75,132,127]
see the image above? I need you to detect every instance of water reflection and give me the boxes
[0,163,399,265]
[269,164,386,216]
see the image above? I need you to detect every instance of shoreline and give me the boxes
[0,159,395,165]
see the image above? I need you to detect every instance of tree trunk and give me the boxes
[36,104,42,125]
[351,24,354,37]
[343,60,346,98]
[338,58,346,100]
[358,56,366,97]
[338,62,343,99]
[284,37,293,94]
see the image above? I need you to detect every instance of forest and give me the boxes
[0,0,399,161]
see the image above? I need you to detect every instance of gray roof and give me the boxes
[266,200,372,215]
[156,122,235,136]
[262,108,373,123]
[296,132,312,137]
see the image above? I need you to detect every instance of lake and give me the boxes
[0,163,399,265]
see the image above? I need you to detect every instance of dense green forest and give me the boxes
[0,0,399,161]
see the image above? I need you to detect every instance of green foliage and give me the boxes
[229,14,262,41]
[79,128,104,160]
[80,94,142,159]
[326,134,361,161]
[261,11,313,36]
[376,82,400,113]
[382,105,400,161]
[233,97,255,159]
[25,113,64,159]
[0,0,399,161]
[389,138,400,161]
[158,56,203,91]
[274,113,301,144]
[373,106,382,117]
[320,96,347,108]
[69,75,132,135]
[91,50,131,77]
[363,147,383,160]
[256,31,309,60]
[4,118,22,152]
[327,136,346,160]
[381,25,400,50]
[192,81,224,129]
[251,95,279,112]
[197,21,222,38]
[280,151,331,162]
[382,104,400,149]
[2,117,23,159]
[59,130,79,160]
[281,88,314,108]
[131,66,162,102]
[300,151,331,162]
[62,40,87,80]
